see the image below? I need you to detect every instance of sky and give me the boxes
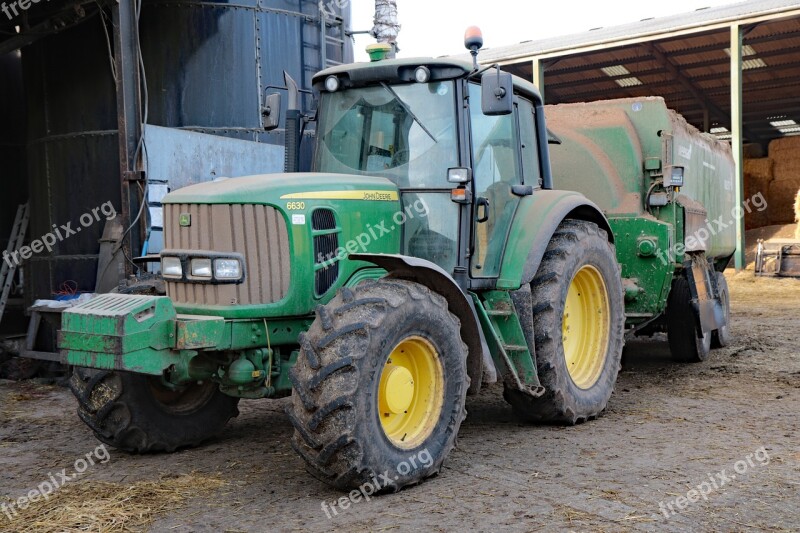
[349,0,743,61]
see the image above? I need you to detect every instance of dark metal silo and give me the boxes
[22,18,121,300]
[20,0,352,300]
[0,52,27,251]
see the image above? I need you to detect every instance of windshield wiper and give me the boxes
[380,82,437,144]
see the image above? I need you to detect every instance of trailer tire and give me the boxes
[667,277,711,362]
[69,368,239,453]
[711,272,732,348]
[288,279,468,492]
[504,220,625,425]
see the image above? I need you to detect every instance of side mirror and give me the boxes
[547,129,562,145]
[262,93,282,131]
[482,68,513,116]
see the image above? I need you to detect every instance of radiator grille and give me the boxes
[315,263,339,296]
[313,233,338,264]
[312,208,337,231]
[312,209,339,296]
[164,204,290,306]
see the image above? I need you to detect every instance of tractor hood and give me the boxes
[162,173,399,206]
[158,171,403,320]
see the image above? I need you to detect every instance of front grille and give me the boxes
[315,263,339,296]
[314,233,338,264]
[312,209,337,231]
[312,209,339,296]
[164,204,290,306]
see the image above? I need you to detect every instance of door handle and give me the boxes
[476,197,490,223]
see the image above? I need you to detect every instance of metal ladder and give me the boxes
[320,12,347,70]
[302,6,348,90]
[0,202,30,325]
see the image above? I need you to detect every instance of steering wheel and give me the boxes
[391,149,410,168]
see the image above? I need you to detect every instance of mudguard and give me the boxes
[498,190,614,290]
[350,253,492,395]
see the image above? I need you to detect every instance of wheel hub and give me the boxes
[378,336,444,449]
[562,265,611,390]
[147,377,218,415]
[382,366,415,414]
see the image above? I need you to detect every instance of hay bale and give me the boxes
[745,179,771,229]
[768,181,800,225]
[744,158,773,181]
[772,157,800,182]
[743,171,773,201]
[768,136,800,158]
[743,143,765,159]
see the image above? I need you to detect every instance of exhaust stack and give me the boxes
[372,0,400,58]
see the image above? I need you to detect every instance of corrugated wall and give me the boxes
[0,52,28,252]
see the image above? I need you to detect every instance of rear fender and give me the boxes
[686,254,726,334]
[498,190,614,290]
[349,253,492,395]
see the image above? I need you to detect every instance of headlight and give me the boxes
[325,75,340,92]
[162,257,182,278]
[414,66,431,83]
[214,258,242,280]
[190,258,213,278]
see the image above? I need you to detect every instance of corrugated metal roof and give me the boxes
[477,0,800,63]
[489,7,800,144]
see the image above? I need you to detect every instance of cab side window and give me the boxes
[470,86,521,192]
[518,99,542,187]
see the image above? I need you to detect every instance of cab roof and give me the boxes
[313,57,543,105]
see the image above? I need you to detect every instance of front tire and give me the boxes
[504,220,625,425]
[69,368,240,453]
[288,279,468,492]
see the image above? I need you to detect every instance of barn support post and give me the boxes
[113,0,145,278]
[532,56,545,101]
[730,23,745,271]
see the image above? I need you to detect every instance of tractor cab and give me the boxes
[277,38,553,288]
[314,72,462,272]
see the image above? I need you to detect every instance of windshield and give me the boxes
[314,81,459,188]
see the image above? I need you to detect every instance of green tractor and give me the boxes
[59,32,731,492]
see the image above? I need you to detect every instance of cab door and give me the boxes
[468,83,523,278]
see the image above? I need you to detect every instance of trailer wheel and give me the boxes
[69,368,239,453]
[288,279,468,492]
[504,220,625,425]
[667,277,711,362]
[711,272,732,348]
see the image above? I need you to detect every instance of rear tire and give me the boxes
[504,220,625,425]
[711,272,732,348]
[69,368,239,453]
[288,279,468,492]
[667,277,711,363]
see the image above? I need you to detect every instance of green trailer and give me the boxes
[55,33,732,492]
[547,97,734,359]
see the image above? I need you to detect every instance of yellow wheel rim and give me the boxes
[562,265,611,390]
[378,336,444,449]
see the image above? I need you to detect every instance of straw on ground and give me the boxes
[0,472,226,533]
